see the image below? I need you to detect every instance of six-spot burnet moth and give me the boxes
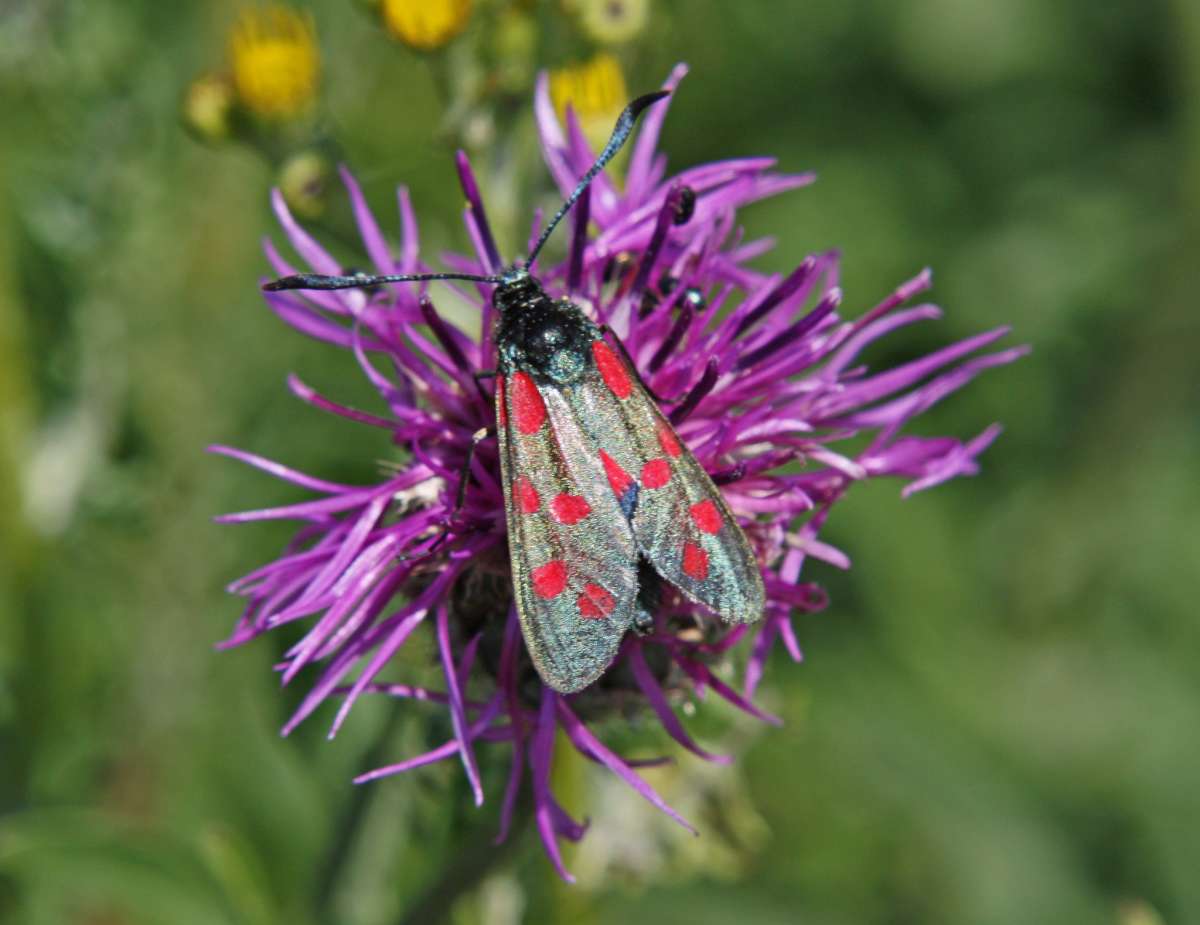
[264,90,765,693]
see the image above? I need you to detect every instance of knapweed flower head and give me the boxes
[214,64,1026,880]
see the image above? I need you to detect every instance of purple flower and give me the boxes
[212,64,1027,880]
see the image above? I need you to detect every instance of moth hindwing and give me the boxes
[494,273,764,693]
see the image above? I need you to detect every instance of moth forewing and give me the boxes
[566,337,766,625]
[495,369,640,694]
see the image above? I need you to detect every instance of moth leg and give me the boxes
[454,427,494,514]
[598,323,670,404]
[468,370,497,406]
[396,427,494,563]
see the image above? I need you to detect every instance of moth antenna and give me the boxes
[263,271,500,292]
[525,90,671,269]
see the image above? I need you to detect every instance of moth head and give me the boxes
[493,266,543,315]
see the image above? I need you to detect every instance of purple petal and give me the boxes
[494,607,526,845]
[626,63,689,201]
[324,608,425,738]
[339,165,396,274]
[817,327,1013,417]
[285,374,397,430]
[352,693,502,784]
[745,619,777,698]
[838,345,1030,430]
[206,444,359,493]
[437,602,484,805]
[675,656,782,726]
[900,423,1004,496]
[270,188,341,276]
[531,688,575,883]
[533,72,577,198]
[214,485,395,524]
[567,183,590,294]
[850,266,933,331]
[555,699,696,834]
[455,150,502,272]
[263,298,362,351]
[627,642,731,764]
[288,493,390,616]
[354,739,459,782]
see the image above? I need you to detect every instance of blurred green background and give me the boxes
[2,1,1197,923]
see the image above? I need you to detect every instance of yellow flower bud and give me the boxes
[182,73,236,143]
[229,6,320,121]
[577,0,648,45]
[381,0,473,52]
[278,150,332,219]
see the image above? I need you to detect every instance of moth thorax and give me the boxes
[530,309,587,381]
[499,295,595,384]
[492,271,544,315]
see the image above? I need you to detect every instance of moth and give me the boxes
[265,91,765,693]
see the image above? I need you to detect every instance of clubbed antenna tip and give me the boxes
[526,89,672,268]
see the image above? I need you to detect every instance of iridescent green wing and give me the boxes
[497,370,640,694]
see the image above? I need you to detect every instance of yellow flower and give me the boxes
[229,5,320,120]
[381,0,473,51]
[549,53,628,152]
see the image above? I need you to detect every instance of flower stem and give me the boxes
[397,799,529,925]
[314,703,405,921]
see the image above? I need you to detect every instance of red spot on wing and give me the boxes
[682,542,709,580]
[690,499,723,534]
[516,476,540,514]
[550,493,592,525]
[641,458,671,489]
[495,377,508,427]
[531,560,567,599]
[511,372,547,435]
[657,424,682,458]
[599,450,635,498]
[592,341,633,399]
[577,583,616,619]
